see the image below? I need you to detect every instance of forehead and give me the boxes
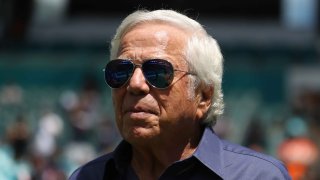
[119,22,189,64]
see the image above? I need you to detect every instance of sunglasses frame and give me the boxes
[104,59,195,89]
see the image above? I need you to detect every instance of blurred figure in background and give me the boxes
[278,137,319,180]
[62,73,103,142]
[31,108,66,180]
[0,114,32,180]
[6,114,30,162]
[33,109,64,158]
[277,89,320,180]
[242,117,267,153]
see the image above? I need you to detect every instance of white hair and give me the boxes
[109,9,224,126]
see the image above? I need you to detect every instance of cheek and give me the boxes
[158,91,185,116]
[162,85,198,119]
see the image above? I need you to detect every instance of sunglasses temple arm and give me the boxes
[174,69,196,76]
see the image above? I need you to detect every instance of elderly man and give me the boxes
[69,9,291,180]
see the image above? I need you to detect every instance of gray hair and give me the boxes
[109,9,224,126]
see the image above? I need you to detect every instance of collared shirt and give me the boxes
[69,127,291,180]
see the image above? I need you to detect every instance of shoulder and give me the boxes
[221,140,291,179]
[68,153,113,180]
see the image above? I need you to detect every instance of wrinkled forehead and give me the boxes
[118,22,190,67]
[120,22,190,52]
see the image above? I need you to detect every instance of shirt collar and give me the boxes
[193,126,224,178]
[111,127,224,178]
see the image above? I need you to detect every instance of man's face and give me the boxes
[112,22,204,145]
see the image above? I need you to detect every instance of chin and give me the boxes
[124,126,159,144]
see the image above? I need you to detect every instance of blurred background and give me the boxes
[0,0,319,179]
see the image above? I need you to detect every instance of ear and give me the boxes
[196,85,213,120]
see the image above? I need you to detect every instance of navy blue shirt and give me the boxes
[69,127,291,180]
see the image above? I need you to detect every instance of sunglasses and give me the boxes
[104,59,194,89]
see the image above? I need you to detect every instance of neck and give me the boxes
[130,126,203,180]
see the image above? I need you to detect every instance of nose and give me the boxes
[127,67,150,94]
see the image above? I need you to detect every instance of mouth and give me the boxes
[125,107,157,115]
[122,97,159,117]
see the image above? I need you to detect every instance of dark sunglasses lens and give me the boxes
[143,59,174,88]
[105,60,134,88]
